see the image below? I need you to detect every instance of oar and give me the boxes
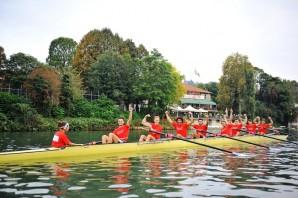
[204,131,270,149]
[148,129,244,156]
[240,129,298,145]
[84,141,102,146]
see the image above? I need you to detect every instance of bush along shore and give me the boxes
[0,92,143,132]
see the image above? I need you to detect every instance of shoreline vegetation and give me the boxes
[0,28,297,132]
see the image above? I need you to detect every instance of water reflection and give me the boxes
[0,145,298,197]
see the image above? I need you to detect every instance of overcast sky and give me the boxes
[1,0,297,83]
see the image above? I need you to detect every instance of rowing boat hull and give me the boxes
[0,135,287,164]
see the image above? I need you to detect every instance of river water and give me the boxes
[0,131,297,198]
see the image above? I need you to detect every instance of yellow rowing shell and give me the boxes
[0,135,287,164]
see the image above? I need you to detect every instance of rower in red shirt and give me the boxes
[246,119,257,134]
[102,105,133,144]
[257,117,273,135]
[192,115,209,138]
[220,120,233,136]
[165,111,193,138]
[139,114,163,142]
[51,122,83,148]
[231,119,242,136]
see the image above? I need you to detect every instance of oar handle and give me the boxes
[240,129,297,145]
[149,129,233,154]
[205,131,269,149]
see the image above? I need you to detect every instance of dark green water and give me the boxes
[0,131,297,197]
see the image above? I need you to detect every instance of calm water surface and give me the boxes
[0,131,297,198]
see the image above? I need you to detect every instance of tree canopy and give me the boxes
[46,37,77,68]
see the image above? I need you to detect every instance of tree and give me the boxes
[46,37,77,68]
[87,52,133,105]
[5,53,40,87]
[217,53,256,116]
[24,66,61,116]
[256,72,296,125]
[59,67,84,115]
[133,50,185,113]
[73,28,123,77]
[0,46,6,72]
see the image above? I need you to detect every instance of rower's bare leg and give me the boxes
[146,135,156,142]
[176,134,185,138]
[108,133,121,143]
[139,135,146,142]
[102,135,109,144]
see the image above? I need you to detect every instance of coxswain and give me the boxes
[51,121,83,148]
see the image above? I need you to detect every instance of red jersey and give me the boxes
[231,123,242,136]
[51,130,71,148]
[172,122,190,137]
[149,123,163,139]
[113,125,130,141]
[258,123,269,135]
[220,124,232,136]
[193,124,208,138]
[246,123,257,134]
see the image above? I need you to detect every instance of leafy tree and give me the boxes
[87,52,133,105]
[256,72,296,125]
[133,50,185,113]
[0,46,6,72]
[5,53,40,87]
[24,66,61,116]
[217,53,256,116]
[73,28,123,77]
[46,37,77,68]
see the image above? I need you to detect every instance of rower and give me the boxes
[165,111,193,138]
[257,117,273,135]
[51,121,83,148]
[139,114,163,142]
[192,115,208,138]
[102,105,133,144]
[246,116,258,134]
[231,118,242,136]
[219,120,232,136]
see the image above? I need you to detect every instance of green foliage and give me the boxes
[133,50,185,113]
[46,37,77,68]
[256,72,296,125]
[25,66,61,116]
[73,28,123,77]
[217,53,256,116]
[0,46,6,79]
[51,106,65,118]
[71,96,120,120]
[87,52,134,104]
[0,113,12,132]
[196,82,218,102]
[4,53,40,87]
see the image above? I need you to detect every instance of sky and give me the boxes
[0,0,297,83]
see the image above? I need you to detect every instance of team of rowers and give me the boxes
[51,107,274,148]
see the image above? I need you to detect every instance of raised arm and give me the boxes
[268,116,273,127]
[126,105,133,125]
[242,114,247,125]
[229,108,233,121]
[165,111,173,124]
[141,114,151,128]
[205,114,209,125]
[186,112,193,125]
[254,116,260,124]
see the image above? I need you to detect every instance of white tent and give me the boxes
[184,105,200,112]
[169,106,187,112]
[197,108,208,113]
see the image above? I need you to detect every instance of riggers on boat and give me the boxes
[0,135,287,164]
